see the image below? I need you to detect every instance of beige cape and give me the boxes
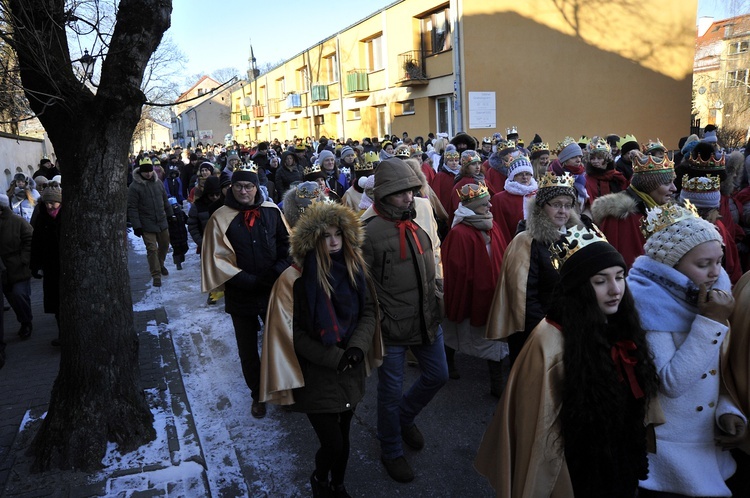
[485,232,532,340]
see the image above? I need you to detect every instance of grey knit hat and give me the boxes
[557,142,583,164]
[643,204,723,267]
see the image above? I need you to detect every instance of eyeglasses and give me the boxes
[547,201,574,211]
[232,183,256,192]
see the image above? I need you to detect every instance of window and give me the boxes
[726,69,748,88]
[324,53,339,83]
[366,35,384,72]
[376,105,387,138]
[422,7,452,55]
[276,77,285,96]
[297,66,309,93]
[197,88,205,96]
[729,41,750,54]
[314,115,325,125]
[710,81,719,93]
[436,96,452,137]
[290,119,298,129]
[400,100,415,115]
[348,108,361,121]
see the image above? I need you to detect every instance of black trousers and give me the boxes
[230,313,262,401]
[307,410,354,486]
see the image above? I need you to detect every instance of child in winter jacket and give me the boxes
[166,197,188,270]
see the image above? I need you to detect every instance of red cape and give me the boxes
[442,222,506,326]
[584,170,628,206]
[490,191,525,243]
[598,212,645,269]
[716,219,743,284]
[720,194,744,242]
[485,167,507,194]
[430,170,457,222]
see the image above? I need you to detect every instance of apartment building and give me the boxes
[232,0,697,149]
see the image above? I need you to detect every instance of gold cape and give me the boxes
[361,196,443,280]
[259,267,385,405]
[729,270,750,453]
[485,232,532,340]
[200,201,288,293]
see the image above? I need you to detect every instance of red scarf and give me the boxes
[243,209,260,229]
[394,220,423,260]
[564,163,585,175]
[611,340,644,399]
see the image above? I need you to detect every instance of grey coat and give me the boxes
[127,168,173,233]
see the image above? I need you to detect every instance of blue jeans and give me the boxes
[3,279,32,325]
[377,328,449,459]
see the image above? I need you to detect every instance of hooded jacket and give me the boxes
[127,167,174,233]
[0,206,33,285]
[361,158,443,346]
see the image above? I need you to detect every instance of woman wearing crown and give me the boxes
[591,152,677,268]
[584,136,627,206]
[448,150,495,226]
[486,171,582,365]
[490,152,539,244]
[628,202,745,497]
[476,224,659,497]
[442,183,509,395]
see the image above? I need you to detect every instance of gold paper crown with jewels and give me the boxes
[588,137,611,155]
[496,139,516,151]
[456,182,490,203]
[538,171,576,190]
[394,145,411,158]
[528,141,550,155]
[236,161,258,173]
[444,148,460,159]
[355,153,377,171]
[550,224,609,270]
[681,174,720,193]
[688,151,726,170]
[642,138,666,154]
[303,163,323,176]
[296,183,324,199]
[632,154,674,175]
[640,200,700,240]
[555,136,577,155]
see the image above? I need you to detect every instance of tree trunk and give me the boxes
[5,0,172,471]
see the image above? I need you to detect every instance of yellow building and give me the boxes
[232,0,697,149]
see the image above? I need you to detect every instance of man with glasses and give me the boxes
[201,162,290,419]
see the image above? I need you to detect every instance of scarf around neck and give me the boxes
[452,204,493,231]
[503,177,538,196]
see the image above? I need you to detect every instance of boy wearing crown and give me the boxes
[201,162,291,419]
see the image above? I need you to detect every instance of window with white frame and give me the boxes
[421,6,452,55]
[729,40,750,54]
[276,77,285,96]
[400,100,415,115]
[726,69,748,88]
[366,35,384,72]
[324,53,339,83]
[297,66,309,93]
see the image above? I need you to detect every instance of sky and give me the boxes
[167,0,747,80]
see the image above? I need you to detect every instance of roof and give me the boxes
[176,75,222,103]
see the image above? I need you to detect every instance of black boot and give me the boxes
[17,322,32,340]
[310,471,330,498]
[445,345,459,379]
[488,358,510,398]
[329,482,351,498]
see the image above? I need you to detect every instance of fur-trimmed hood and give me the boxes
[590,191,639,225]
[450,132,477,151]
[289,202,364,265]
[524,197,581,245]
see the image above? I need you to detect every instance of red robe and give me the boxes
[584,170,628,207]
[430,170,457,222]
[442,221,506,326]
[490,191,525,243]
[716,219,742,284]
[598,212,645,269]
[421,161,436,184]
[720,194,744,243]
[485,167,507,194]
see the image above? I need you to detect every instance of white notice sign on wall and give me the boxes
[468,92,496,129]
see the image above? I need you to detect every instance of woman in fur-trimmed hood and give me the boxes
[286,201,379,497]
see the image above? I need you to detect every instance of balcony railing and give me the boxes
[311,84,329,102]
[268,98,282,115]
[286,93,302,109]
[240,113,251,121]
[251,105,264,119]
[398,50,428,84]
[346,70,369,93]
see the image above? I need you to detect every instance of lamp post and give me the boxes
[79,49,96,83]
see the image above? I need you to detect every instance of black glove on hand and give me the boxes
[337,353,351,373]
[345,347,365,369]
[133,227,143,237]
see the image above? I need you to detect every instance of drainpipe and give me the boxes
[450,0,462,133]
[337,35,345,141]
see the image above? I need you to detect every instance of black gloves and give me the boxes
[337,347,365,373]
[133,227,143,237]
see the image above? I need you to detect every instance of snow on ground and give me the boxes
[107,230,300,496]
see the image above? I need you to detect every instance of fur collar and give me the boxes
[289,202,364,265]
[524,198,581,245]
[591,191,640,224]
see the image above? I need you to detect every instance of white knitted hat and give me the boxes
[644,214,723,267]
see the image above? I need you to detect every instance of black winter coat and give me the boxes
[30,204,61,314]
[167,209,189,257]
[187,198,212,251]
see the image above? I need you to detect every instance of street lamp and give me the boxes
[79,50,96,83]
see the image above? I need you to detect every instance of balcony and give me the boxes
[286,92,302,110]
[396,50,428,87]
[251,105,264,119]
[346,69,369,95]
[311,84,329,104]
[268,98,282,116]
[240,113,251,121]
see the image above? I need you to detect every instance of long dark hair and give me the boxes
[547,279,658,498]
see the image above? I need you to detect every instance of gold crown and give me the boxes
[303,163,323,176]
[444,148,460,159]
[550,224,609,270]
[555,136,577,155]
[688,151,726,170]
[496,139,516,151]
[411,144,422,154]
[642,138,666,154]
[296,183,324,199]
[456,182,490,203]
[588,137,611,155]
[394,145,411,158]
[357,151,378,170]
[528,141,550,155]
[640,200,700,240]
[236,161,258,173]
[538,171,575,189]
[632,154,674,175]
[681,174,721,193]
[618,134,638,148]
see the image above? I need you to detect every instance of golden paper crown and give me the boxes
[528,141,550,155]
[550,224,609,270]
[496,139,516,152]
[357,151,378,170]
[236,161,258,173]
[640,200,700,240]
[456,182,490,203]
[444,148,460,160]
[394,145,411,158]
[296,183,324,199]
[632,154,674,175]
[588,137,611,155]
[578,136,590,146]
[681,174,720,193]
[618,134,638,148]
[410,144,422,155]
[688,151,726,170]
[642,138,666,154]
[555,136,577,155]
[303,163,323,177]
[538,171,575,189]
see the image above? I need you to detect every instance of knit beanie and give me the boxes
[643,204,723,268]
[507,153,534,179]
[340,146,356,159]
[702,130,718,143]
[551,225,626,291]
[203,175,221,196]
[231,163,260,185]
[317,149,335,165]
[227,149,240,161]
[41,186,62,203]
[557,142,583,164]
[460,150,481,170]
[680,134,700,156]
[458,183,490,212]
[619,135,640,157]
[678,175,720,209]
[630,155,675,195]
[199,162,214,174]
